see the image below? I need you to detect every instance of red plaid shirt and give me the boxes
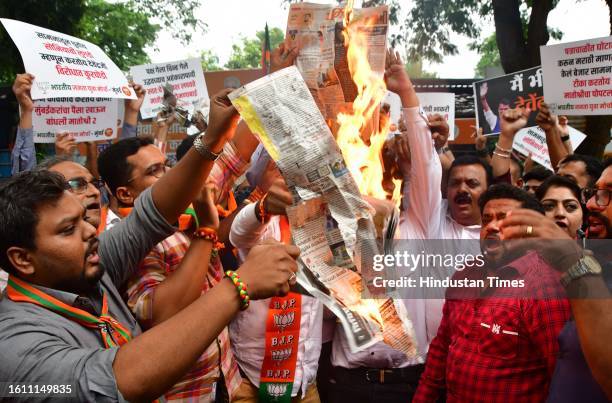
[125,141,248,401]
[414,251,571,403]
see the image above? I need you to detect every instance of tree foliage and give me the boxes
[0,0,86,83]
[78,0,158,71]
[201,49,221,71]
[129,0,205,44]
[225,27,285,70]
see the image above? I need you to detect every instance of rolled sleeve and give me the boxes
[125,248,168,328]
[208,141,250,204]
[120,122,137,139]
[11,127,36,175]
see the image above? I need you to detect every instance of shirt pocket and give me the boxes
[476,313,520,360]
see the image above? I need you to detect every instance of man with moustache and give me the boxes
[414,184,571,402]
[502,158,612,401]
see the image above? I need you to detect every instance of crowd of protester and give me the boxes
[0,44,611,403]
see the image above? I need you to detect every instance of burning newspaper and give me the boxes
[229,66,416,356]
[285,2,388,121]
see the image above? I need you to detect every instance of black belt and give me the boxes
[332,364,425,384]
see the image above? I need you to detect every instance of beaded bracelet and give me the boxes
[192,227,225,258]
[224,270,250,310]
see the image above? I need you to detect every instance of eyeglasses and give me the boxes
[127,161,173,183]
[67,177,105,194]
[581,188,612,207]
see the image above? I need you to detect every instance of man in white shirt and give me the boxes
[229,153,323,403]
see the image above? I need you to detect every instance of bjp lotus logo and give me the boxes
[267,383,289,399]
[274,312,295,331]
[272,348,292,363]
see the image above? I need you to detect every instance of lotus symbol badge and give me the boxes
[274,312,295,331]
[267,383,289,399]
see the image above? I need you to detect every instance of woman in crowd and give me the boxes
[535,175,586,239]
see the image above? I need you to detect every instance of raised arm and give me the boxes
[151,89,240,225]
[127,185,220,328]
[491,107,529,178]
[385,49,442,237]
[536,103,569,169]
[10,74,36,174]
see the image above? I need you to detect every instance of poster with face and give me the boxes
[473,66,543,135]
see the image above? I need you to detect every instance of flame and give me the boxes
[350,298,384,331]
[336,0,398,204]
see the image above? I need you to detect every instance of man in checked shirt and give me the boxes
[413,183,571,402]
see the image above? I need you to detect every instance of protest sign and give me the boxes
[130,58,208,119]
[540,35,612,115]
[31,97,119,143]
[473,67,543,135]
[1,18,135,100]
[382,91,456,139]
[512,126,587,171]
[417,93,456,140]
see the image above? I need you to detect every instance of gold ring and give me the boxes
[289,273,296,282]
[526,225,534,236]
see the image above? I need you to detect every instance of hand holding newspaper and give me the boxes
[229,66,416,356]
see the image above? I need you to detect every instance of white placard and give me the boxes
[382,92,456,140]
[417,93,456,140]
[1,18,135,100]
[130,58,208,119]
[513,126,587,171]
[540,35,612,115]
[31,97,119,143]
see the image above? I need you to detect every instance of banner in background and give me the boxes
[1,18,135,100]
[540,35,612,115]
[473,67,543,135]
[513,126,587,171]
[130,58,208,119]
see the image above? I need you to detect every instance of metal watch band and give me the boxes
[193,134,221,160]
[560,254,601,287]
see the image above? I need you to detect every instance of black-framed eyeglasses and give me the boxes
[67,177,105,194]
[127,160,173,184]
[581,188,612,207]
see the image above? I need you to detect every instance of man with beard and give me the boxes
[0,90,300,401]
[414,184,571,402]
[501,159,612,401]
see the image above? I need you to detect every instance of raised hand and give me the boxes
[471,125,487,151]
[205,89,240,149]
[55,132,77,156]
[125,83,146,113]
[384,49,418,107]
[263,179,293,216]
[500,106,530,135]
[12,73,35,112]
[535,102,558,132]
[193,184,220,231]
[428,114,450,149]
[479,82,488,99]
[237,239,300,299]
[270,42,298,73]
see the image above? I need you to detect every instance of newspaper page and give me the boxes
[285,3,388,120]
[229,66,416,356]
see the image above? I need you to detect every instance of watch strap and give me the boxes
[193,134,221,160]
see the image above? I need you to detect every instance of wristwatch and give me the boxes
[437,146,450,155]
[193,133,221,160]
[560,253,602,287]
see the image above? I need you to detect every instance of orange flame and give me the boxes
[336,0,397,204]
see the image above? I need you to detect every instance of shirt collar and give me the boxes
[31,282,103,316]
